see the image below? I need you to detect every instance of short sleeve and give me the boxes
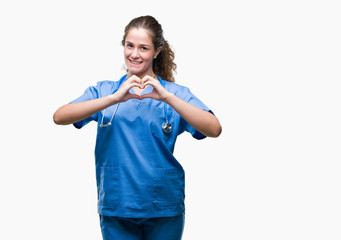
[70,85,99,129]
[178,87,214,140]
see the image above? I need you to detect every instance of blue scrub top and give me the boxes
[71,75,212,218]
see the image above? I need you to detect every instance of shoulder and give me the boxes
[84,80,119,98]
[95,80,116,89]
[95,75,127,93]
[162,80,191,98]
[95,77,125,92]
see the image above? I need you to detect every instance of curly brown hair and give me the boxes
[121,16,177,82]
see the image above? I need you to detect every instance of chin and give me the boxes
[128,69,141,76]
[128,68,147,76]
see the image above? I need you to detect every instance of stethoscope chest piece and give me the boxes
[162,122,172,134]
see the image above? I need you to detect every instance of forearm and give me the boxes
[53,95,118,125]
[164,93,222,137]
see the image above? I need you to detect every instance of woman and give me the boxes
[53,15,221,240]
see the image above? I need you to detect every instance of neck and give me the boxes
[127,71,156,79]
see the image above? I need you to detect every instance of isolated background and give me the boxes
[1,0,340,239]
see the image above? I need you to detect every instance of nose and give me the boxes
[131,48,140,58]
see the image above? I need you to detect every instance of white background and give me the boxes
[1,0,340,239]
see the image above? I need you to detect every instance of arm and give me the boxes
[53,76,142,125]
[164,93,222,137]
[140,75,222,138]
[53,95,118,125]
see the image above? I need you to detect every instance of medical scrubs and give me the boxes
[71,75,211,238]
[99,214,185,240]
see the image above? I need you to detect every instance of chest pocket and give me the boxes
[150,106,164,139]
[150,106,172,140]
[150,102,176,141]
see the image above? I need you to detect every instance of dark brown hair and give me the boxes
[122,15,177,82]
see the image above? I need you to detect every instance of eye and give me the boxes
[141,46,148,51]
[126,43,133,48]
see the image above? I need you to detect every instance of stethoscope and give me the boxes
[100,75,172,134]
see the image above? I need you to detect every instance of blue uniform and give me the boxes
[71,75,211,219]
[99,214,185,240]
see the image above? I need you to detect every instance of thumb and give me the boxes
[121,93,141,102]
[128,93,141,100]
[139,93,154,99]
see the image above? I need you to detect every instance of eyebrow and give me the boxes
[126,41,151,48]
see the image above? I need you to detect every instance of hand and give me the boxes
[140,75,171,101]
[113,75,142,102]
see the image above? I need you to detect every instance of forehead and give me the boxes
[125,28,153,45]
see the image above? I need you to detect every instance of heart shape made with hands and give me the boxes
[123,75,161,101]
[139,82,150,94]
[133,79,153,96]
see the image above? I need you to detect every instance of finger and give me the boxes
[128,93,141,99]
[125,80,141,88]
[126,82,142,89]
[139,92,154,99]
[141,75,156,84]
[118,83,141,94]
[126,75,142,85]
[115,83,140,100]
[141,79,159,89]
[122,93,141,102]
[128,75,140,81]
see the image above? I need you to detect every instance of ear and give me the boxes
[154,47,162,59]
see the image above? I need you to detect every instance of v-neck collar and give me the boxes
[128,87,148,110]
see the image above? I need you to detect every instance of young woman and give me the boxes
[53,15,221,240]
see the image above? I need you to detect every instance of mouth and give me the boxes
[129,59,143,65]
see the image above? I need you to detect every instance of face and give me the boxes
[124,28,160,78]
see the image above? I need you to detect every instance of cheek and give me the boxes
[123,48,130,58]
[143,52,154,62]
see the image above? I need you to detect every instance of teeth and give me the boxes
[130,60,142,64]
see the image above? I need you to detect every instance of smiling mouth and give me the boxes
[129,59,143,65]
